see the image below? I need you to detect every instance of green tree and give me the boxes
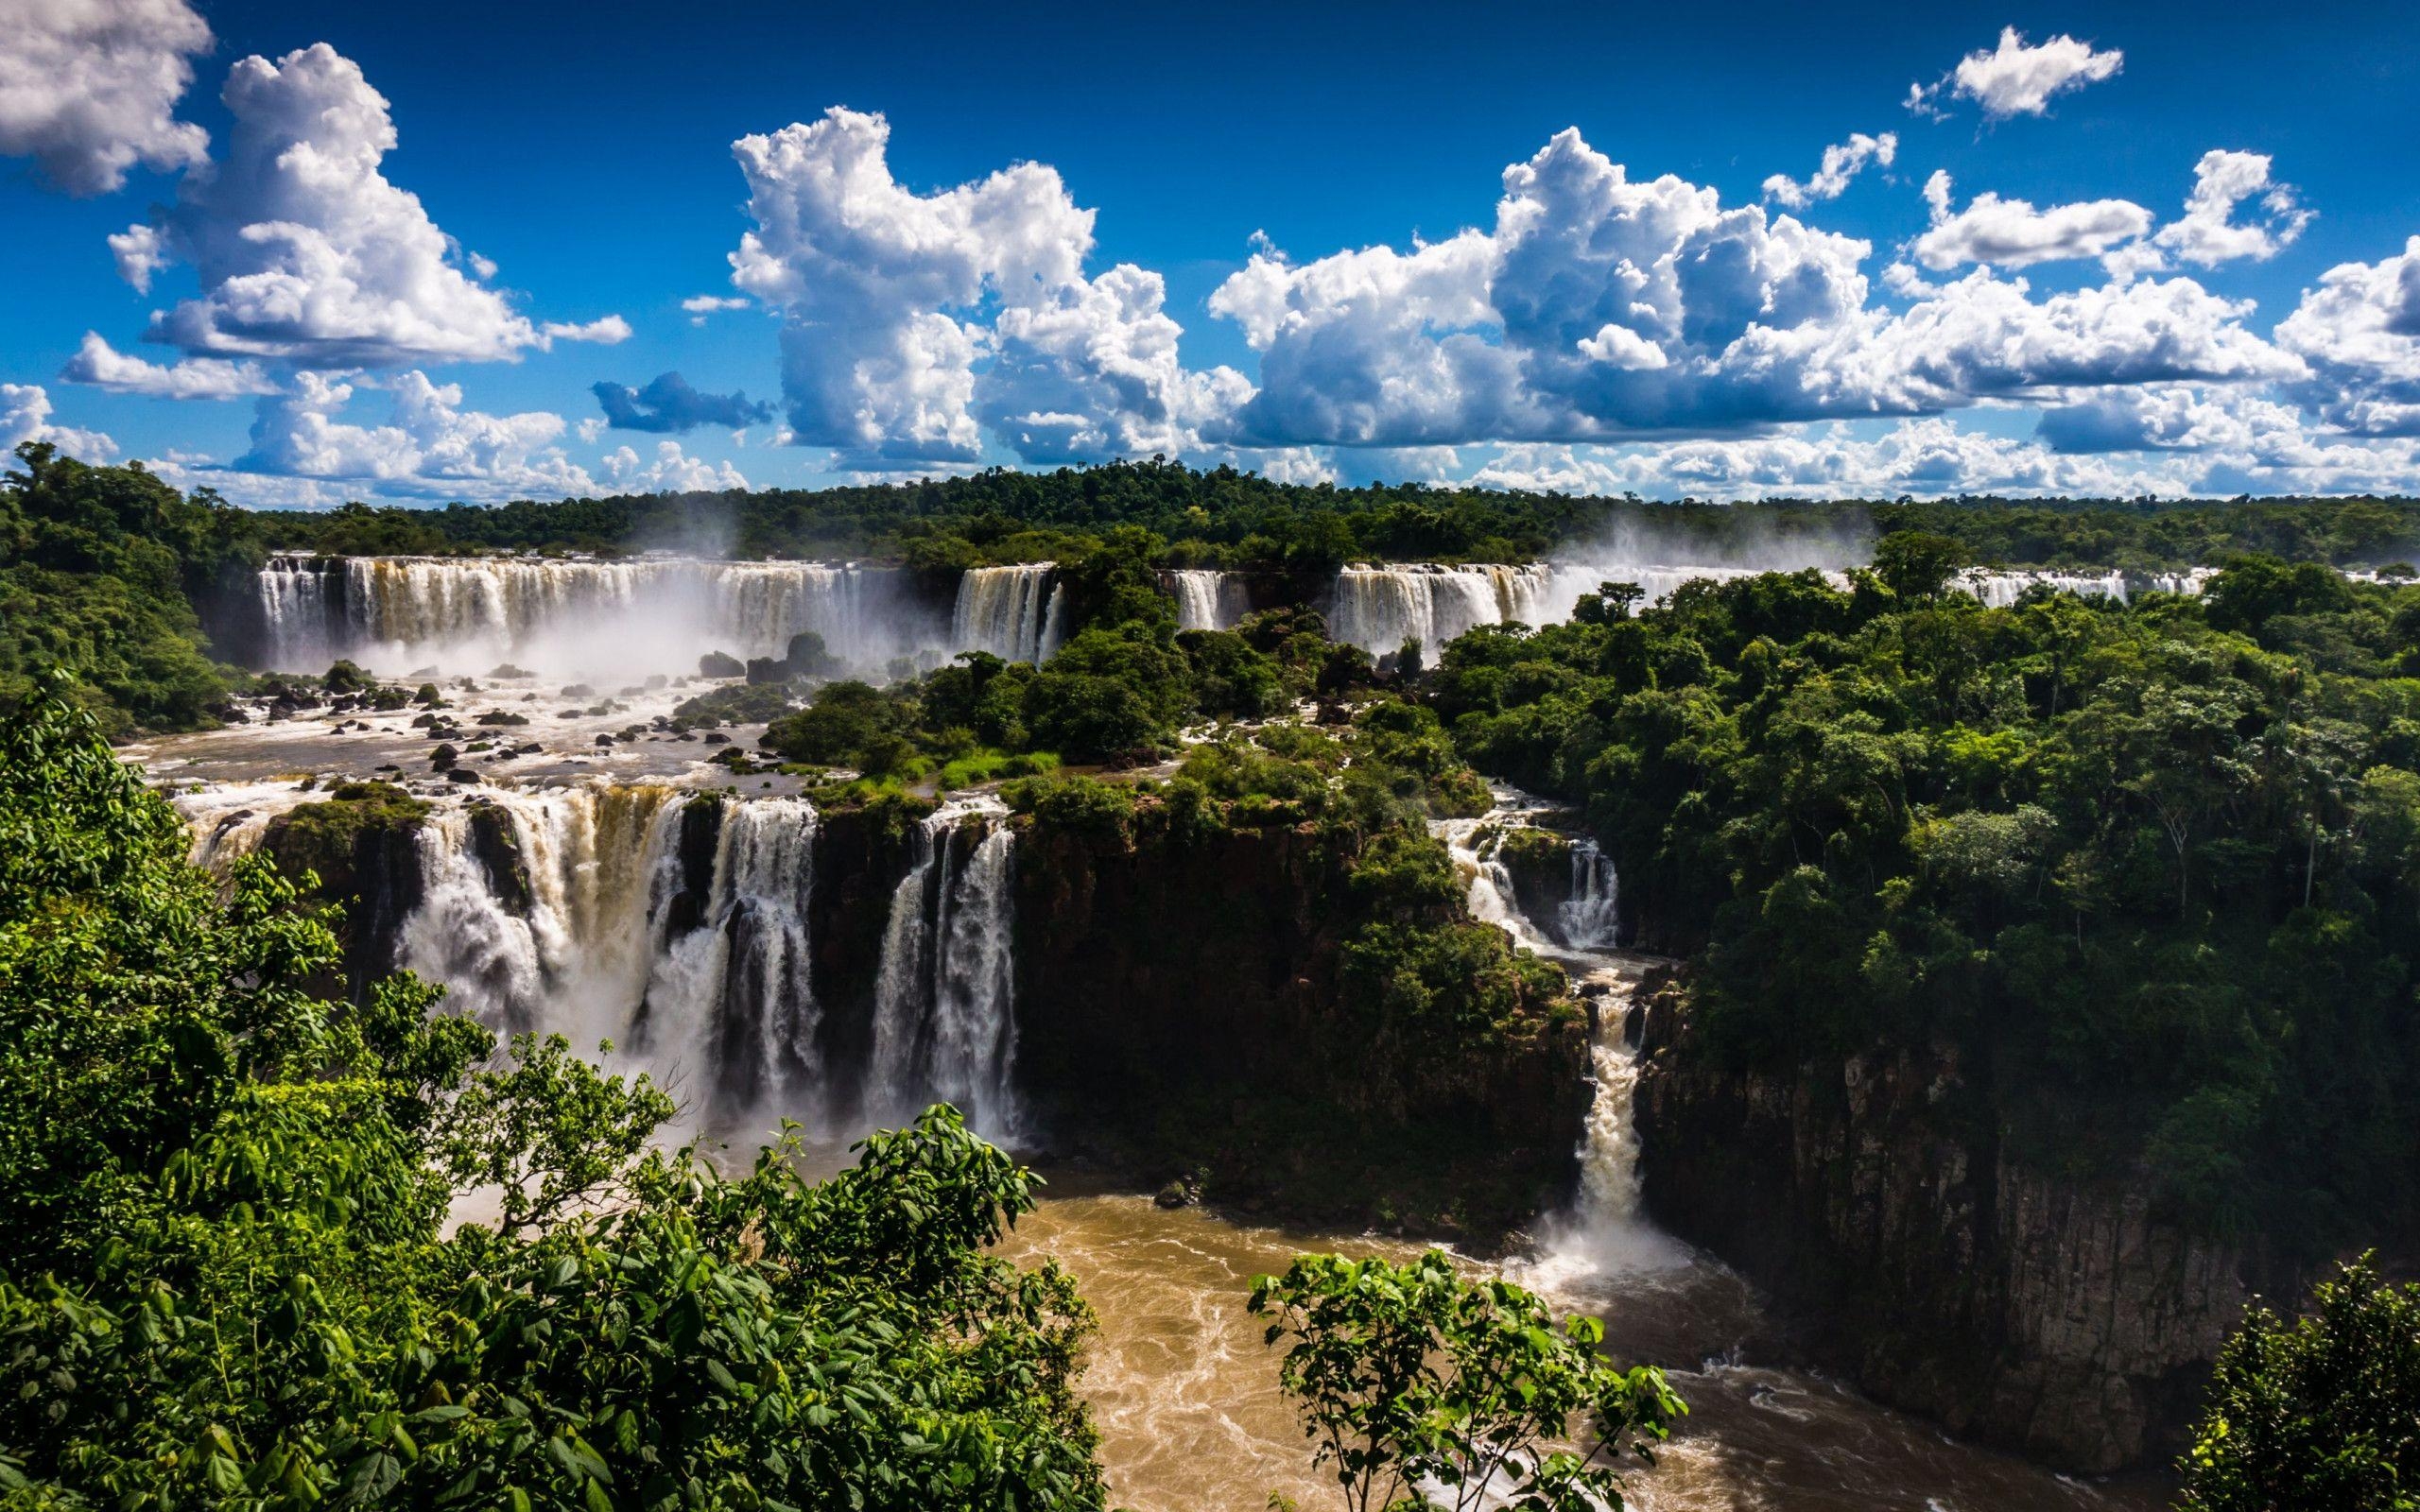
[2180,1256,2420,1512]
[1248,1250,1680,1512]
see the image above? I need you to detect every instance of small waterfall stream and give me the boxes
[1436,789,1666,1259]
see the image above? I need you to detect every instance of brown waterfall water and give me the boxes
[999,1177,2168,1512]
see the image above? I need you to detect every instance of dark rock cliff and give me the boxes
[1632,980,2257,1472]
[1011,813,1591,1244]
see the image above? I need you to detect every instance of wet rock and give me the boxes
[699,651,744,679]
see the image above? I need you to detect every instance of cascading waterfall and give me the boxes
[1168,569,1250,631]
[1330,564,1561,657]
[253,556,941,679]
[870,798,1020,1135]
[1436,788,1668,1266]
[1955,565,2218,608]
[395,785,692,1043]
[1559,838,1619,951]
[1329,561,1781,655]
[952,564,1061,663]
[647,799,821,1116]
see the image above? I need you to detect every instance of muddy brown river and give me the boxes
[998,1181,2168,1512]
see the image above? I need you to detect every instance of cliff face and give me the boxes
[257,783,429,998]
[1633,982,2253,1472]
[1011,814,1591,1243]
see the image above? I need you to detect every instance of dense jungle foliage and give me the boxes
[0,678,1105,1510]
[0,444,256,733]
[1433,535,2420,1248]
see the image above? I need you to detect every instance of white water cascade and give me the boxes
[952,564,1063,663]
[1437,789,1679,1273]
[254,555,947,679]
[1328,561,1783,656]
[1168,569,1251,632]
[1955,565,2218,608]
[870,797,1021,1135]
[197,781,1030,1143]
[1559,838,1620,951]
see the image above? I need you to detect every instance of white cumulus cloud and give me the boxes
[1910,170,2152,271]
[726,106,1247,468]
[1203,127,2286,450]
[60,331,281,398]
[232,370,597,500]
[1910,27,2125,121]
[0,0,212,195]
[2275,236,2420,436]
[599,440,749,493]
[2149,150,2312,268]
[0,384,118,460]
[129,44,618,369]
[1763,131,1896,209]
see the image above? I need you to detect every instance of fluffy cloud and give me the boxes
[232,371,596,500]
[726,106,1247,467]
[980,263,1251,463]
[0,384,118,460]
[538,316,632,348]
[2033,383,2303,454]
[1910,28,2124,121]
[1873,269,2295,401]
[2148,150,2311,268]
[598,440,749,493]
[60,331,281,398]
[2275,237,2420,436]
[1213,129,1888,446]
[1205,127,2287,450]
[1910,170,2152,271]
[592,371,772,433]
[128,44,618,368]
[1473,421,2191,499]
[0,0,211,195]
[1762,131,1895,210]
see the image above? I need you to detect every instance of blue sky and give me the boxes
[5,0,2419,505]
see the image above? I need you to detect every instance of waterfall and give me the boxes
[251,556,941,679]
[1168,569,1250,632]
[1434,786,1673,1274]
[1329,561,1778,655]
[394,785,692,1042]
[1330,564,1559,657]
[870,797,1020,1135]
[1559,838,1620,951]
[952,564,1060,663]
[1955,565,2219,608]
